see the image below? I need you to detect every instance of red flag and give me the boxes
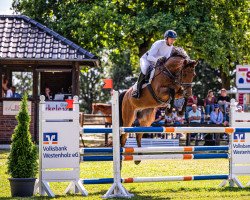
[103,79,113,89]
[65,99,74,109]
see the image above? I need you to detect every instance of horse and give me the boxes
[119,49,198,164]
[92,103,112,146]
[92,103,112,126]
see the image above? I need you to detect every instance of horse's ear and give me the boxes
[183,59,188,66]
[194,60,199,67]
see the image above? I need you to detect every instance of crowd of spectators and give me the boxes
[149,88,244,142]
[152,88,243,127]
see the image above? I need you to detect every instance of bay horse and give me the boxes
[92,103,112,126]
[92,103,112,146]
[119,50,198,164]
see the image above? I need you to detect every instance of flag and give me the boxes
[103,79,113,89]
[65,99,74,109]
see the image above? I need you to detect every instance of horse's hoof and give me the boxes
[134,160,141,165]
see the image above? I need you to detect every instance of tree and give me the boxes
[7,93,38,178]
[13,0,250,92]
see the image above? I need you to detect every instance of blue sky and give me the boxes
[0,0,14,14]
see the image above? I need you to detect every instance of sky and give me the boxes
[0,0,14,15]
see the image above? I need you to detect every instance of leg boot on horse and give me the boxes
[131,72,146,98]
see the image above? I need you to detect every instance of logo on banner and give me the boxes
[236,65,250,88]
[234,132,245,143]
[43,132,58,144]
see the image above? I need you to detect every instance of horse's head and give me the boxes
[155,47,191,94]
[179,59,198,98]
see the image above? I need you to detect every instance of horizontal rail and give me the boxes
[81,153,228,161]
[80,146,229,154]
[82,127,250,134]
[82,174,229,184]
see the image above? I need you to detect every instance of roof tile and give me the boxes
[0,15,98,65]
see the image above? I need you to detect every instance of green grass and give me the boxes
[1,150,250,199]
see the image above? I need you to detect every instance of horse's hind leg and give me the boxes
[135,108,156,165]
[134,133,143,165]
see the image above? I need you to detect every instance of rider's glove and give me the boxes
[156,56,167,66]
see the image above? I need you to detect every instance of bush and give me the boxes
[7,93,38,178]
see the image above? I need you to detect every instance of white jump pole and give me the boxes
[103,90,133,198]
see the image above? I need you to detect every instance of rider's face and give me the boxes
[166,38,176,46]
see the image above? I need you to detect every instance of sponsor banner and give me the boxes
[232,132,250,164]
[42,121,79,168]
[3,101,32,115]
[236,65,250,89]
[45,101,69,111]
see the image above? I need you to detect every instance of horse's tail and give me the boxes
[119,91,126,126]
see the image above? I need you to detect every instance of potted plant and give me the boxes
[7,93,38,197]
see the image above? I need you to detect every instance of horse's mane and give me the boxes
[170,47,190,60]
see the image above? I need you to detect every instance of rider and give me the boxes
[132,30,177,98]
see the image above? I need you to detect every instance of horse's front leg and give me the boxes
[178,97,187,116]
[166,88,175,115]
[134,133,143,165]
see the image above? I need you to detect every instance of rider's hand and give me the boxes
[156,56,167,65]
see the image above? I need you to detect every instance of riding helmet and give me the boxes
[164,30,177,39]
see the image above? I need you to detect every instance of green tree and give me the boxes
[13,0,250,92]
[7,93,38,178]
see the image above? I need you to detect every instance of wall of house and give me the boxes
[0,102,36,144]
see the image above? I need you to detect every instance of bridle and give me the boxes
[154,56,194,89]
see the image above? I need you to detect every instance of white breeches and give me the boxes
[140,57,152,75]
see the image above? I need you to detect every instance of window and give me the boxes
[12,71,33,97]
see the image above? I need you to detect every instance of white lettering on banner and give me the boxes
[3,101,32,115]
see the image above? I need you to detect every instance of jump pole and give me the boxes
[103,90,133,198]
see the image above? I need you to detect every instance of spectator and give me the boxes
[151,107,166,126]
[204,90,216,118]
[188,104,201,140]
[172,108,185,125]
[236,105,244,113]
[185,94,198,121]
[210,104,223,125]
[11,86,21,98]
[2,75,8,97]
[165,112,174,126]
[188,104,201,124]
[5,83,13,98]
[44,87,53,100]
[217,88,230,113]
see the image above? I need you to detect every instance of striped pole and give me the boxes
[81,153,228,161]
[81,127,249,134]
[122,146,229,153]
[120,126,235,134]
[83,174,229,184]
[80,146,229,154]
[82,128,112,134]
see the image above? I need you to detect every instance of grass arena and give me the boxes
[1,92,250,199]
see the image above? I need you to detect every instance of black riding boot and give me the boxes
[132,73,146,98]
